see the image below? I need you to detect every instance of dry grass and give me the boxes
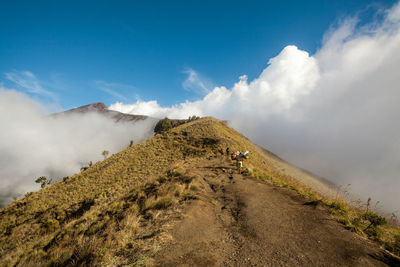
[0,117,398,266]
[0,118,219,266]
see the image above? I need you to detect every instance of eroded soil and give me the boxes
[154,157,400,266]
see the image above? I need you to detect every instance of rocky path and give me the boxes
[154,157,400,266]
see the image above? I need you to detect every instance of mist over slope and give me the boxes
[110,3,400,212]
[0,88,157,206]
[0,118,334,265]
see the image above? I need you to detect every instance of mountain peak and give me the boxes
[67,102,108,113]
[87,102,108,110]
[52,102,150,122]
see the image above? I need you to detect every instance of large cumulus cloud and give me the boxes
[111,3,400,212]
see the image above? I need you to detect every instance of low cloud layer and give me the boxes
[0,88,156,206]
[111,3,400,212]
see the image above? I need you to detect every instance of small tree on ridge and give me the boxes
[102,150,109,160]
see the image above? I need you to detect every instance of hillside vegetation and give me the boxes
[0,118,399,266]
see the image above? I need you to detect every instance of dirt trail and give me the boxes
[155,157,400,266]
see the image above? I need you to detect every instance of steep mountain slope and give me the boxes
[0,118,398,266]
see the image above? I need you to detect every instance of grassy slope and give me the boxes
[0,117,398,266]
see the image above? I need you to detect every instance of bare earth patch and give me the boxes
[155,157,400,266]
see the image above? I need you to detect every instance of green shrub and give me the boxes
[154,118,173,134]
[35,176,52,188]
[187,115,200,122]
[154,117,199,134]
[363,212,387,227]
[102,150,109,159]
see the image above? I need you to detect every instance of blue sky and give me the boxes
[0,0,395,110]
[2,0,400,211]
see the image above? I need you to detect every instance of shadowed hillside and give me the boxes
[0,118,399,266]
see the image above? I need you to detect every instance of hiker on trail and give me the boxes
[236,158,243,174]
[243,150,249,159]
[236,151,245,160]
[219,148,224,155]
[231,151,237,160]
[226,147,230,156]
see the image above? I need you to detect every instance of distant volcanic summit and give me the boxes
[53,102,149,122]
[64,102,108,114]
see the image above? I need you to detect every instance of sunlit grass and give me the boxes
[0,117,398,266]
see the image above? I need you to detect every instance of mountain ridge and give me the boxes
[0,117,398,266]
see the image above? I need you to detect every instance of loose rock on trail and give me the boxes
[155,157,400,266]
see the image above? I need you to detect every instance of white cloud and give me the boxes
[110,2,400,213]
[0,87,157,206]
[111,45,319,120]
[182,68,212,95]
[94,80,132,100]
[388,1,400,23]
[5,71,57,102]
